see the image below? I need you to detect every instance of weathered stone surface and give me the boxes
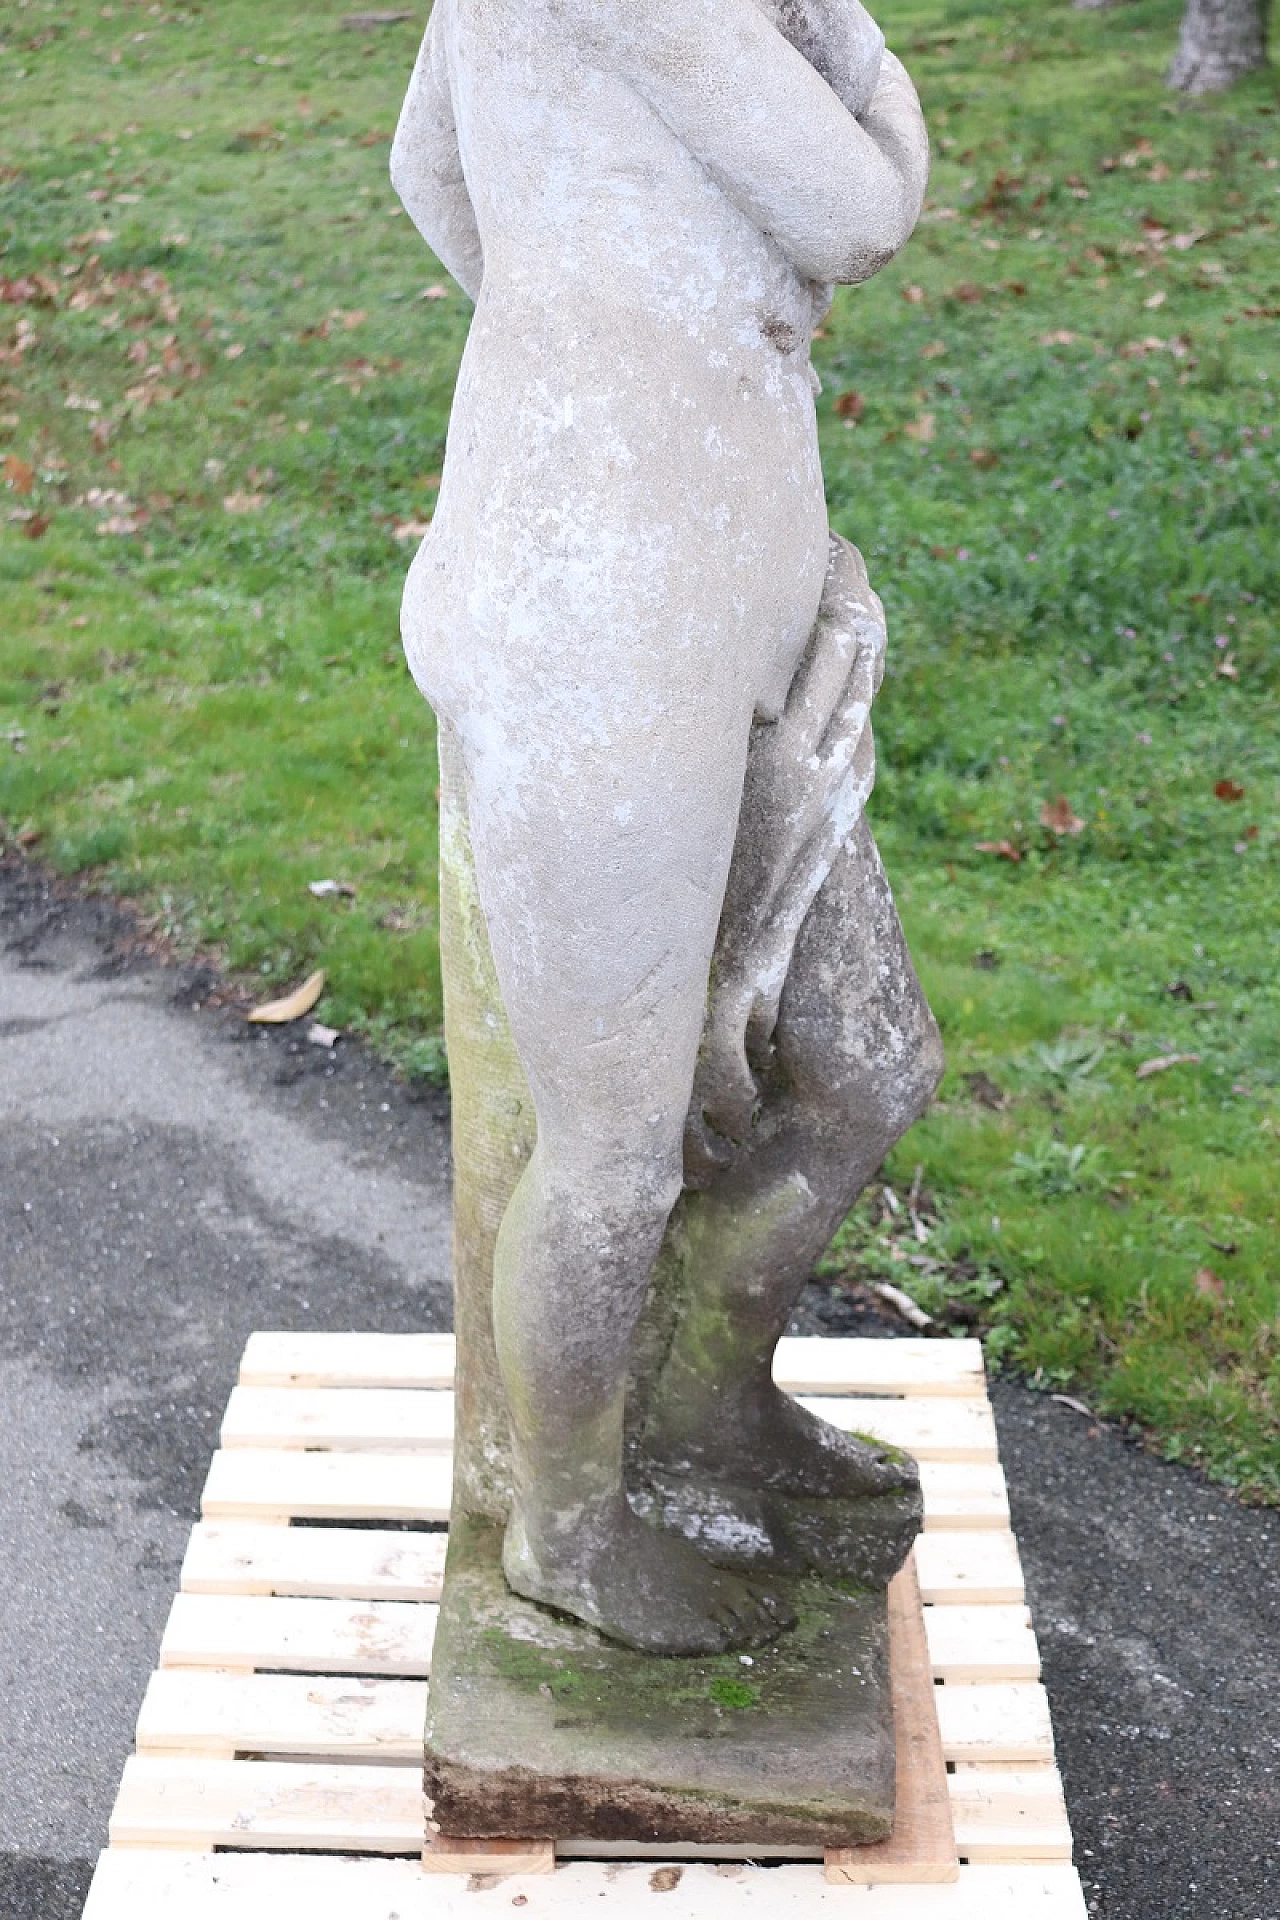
[425,1515,894,1847]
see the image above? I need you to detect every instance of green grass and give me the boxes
[1,0,1276,1498]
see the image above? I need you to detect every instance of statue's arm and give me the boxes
[389,7,484,301]
[575,0,927,286]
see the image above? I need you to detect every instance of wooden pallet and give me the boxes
[84,1334,1086,1919]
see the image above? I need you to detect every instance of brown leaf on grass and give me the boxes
[1135,1052,1201,1080]
[22,512,50,539]
[975,840,1023,863]
[248,969,326,1025]
[1214,778,1245,801]
[969,447,999,469]
[1041,329,1078,346]
[920,340,948,359]
[420,283,450,300]
[223,491,265,514]
[834,390,864,420]
[904,412,936,442]
[393,516,432,542]
[15,824,42,848]
[963,1070,1006,1110]
[1040,796,1085,836]
[4,454,33,494]
[951,282,984,304]
[1194,1266,1224,1300]
[902,284,925,304]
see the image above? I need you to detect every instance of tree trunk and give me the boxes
[1168,0,1269,92]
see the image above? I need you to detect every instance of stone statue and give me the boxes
[391,0,940,1845]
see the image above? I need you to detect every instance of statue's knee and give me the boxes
[815,1005,943,1147]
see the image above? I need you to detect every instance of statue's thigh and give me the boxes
[775,816,934,1101]
[463,730,748,1150]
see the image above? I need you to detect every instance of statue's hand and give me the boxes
[684,536,886,1186]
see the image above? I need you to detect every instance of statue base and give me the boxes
[425,1513,896,1848]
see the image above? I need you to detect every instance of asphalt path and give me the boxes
[0,860,1275,1920]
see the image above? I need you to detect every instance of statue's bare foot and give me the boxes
[503,1498,794,1655]
[646,1379,918,1503]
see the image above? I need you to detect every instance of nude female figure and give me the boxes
[391,0,939,1655]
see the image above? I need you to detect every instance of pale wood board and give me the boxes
[84,1853,1090,1918]
[239,1331,986,1398]
[180,1521,449,1602]
[913,1530,1025,1606]
[105,1754,1069,1863]
[200,1447,1007,1530]
[159,1592,436,1675]
[92,1334,1083,1918]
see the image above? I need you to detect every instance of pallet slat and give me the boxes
[135,1669,1052,1768]
[159,1594,436,1676]
[106,1756,1069,1863]
[913,1531,1025,1606]
[135,1668,428,1761]
[182,1523,1023,1611]
[239,1332,985,1399]
[200,1448,1007,1530]
[181,1523,448,1601]
[923,1606,1040,1683]
[220,1386,995,1463]
[85,1852,1089,1918]
[110,1757,423,1853]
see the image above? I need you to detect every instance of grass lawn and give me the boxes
[1,0,1276,1498]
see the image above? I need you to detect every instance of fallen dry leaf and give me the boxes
[1040,795,1085,836]
[1214,778,1245,801]
[247,969,326,1025]
[902,284,925,304]
[920,340,948,360]
[834,390,864,420]
[393,516,432,542]
[1040,329,1077,346]
[420,283,449,300]
[224,342,245,360]
[969,447,999,469]
[22,512,50,539]
[223,491,266,514]
[1144,290,1167,310]
[975,840,1023,863]
[1135,1052,1201,1080]
[4,454,33,494]
[1194,1266,1224,1300]
[904,412,936,443]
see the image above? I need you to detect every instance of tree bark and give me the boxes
[1168,0,1269,92]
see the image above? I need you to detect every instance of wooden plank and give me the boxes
[922,1606,1041,1683]
[935,1684,1056,1764]
[238,1332,985,1399]
[949,1769,1072,1863]
[200,1448,1004,1530]
[802,1395,997,1461]
[423,1834,555,1875]
[180,1523,448,1602]
[776,1336,985,1398]
[914,1531,1025,1606]
[825,1561,956,1885]
[110,1757,424,1853]
[135,1668,427,1761]
[919,1461,1010,1530]
[222,1387,455,1453]
[200,1450,453,1523]
[84,1852,1090,1918]
[159,1594,435,1676]
[219,1388,995,1464]
[240,1331,457,1390]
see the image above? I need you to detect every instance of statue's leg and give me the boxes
[634,815,943,1571]
[456,722,794,1655]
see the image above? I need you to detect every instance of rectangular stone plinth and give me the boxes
[425,1514,894,1849]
